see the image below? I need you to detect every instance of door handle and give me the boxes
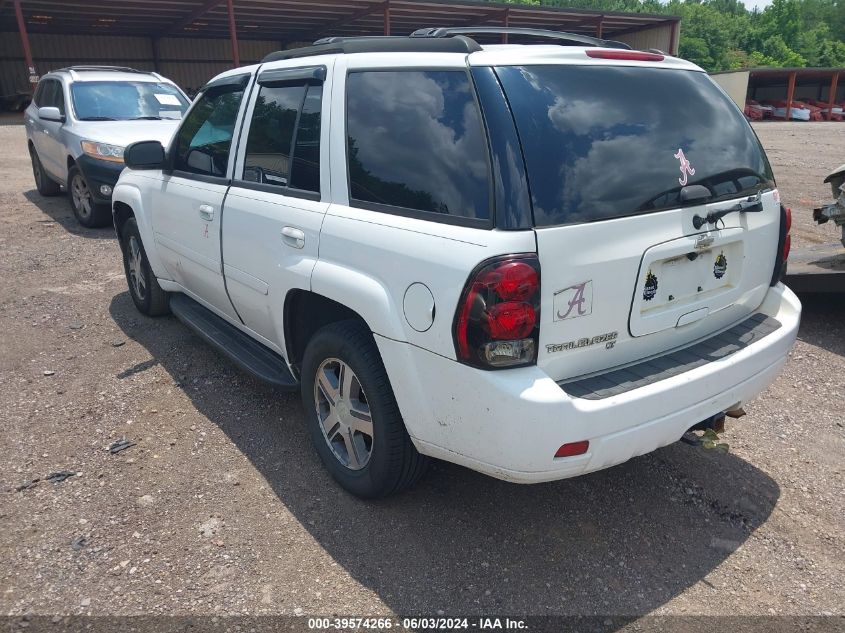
[281,226,305,249]
[198,204,214,221]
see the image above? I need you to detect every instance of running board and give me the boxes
[169,294,298,390]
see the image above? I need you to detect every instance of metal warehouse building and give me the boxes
[1,0,680,99]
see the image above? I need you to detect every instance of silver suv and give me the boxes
[25,66,190,227]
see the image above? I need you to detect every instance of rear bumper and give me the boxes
[379,284,800,483]
[76,155,125,204]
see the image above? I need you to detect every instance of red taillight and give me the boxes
[771,203,791,286]
[783,207,792,261]
[494,261,539,301]
[555,441,590,458]
[483,302,536,340]
[586,49,664,62]
[454,255,541,369]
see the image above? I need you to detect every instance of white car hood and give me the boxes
[72,119,181,148]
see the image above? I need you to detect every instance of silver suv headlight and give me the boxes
[80,141,124,163]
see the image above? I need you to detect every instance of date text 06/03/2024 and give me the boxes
[306,617,527,630]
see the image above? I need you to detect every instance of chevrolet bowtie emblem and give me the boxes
[694,234,715,249]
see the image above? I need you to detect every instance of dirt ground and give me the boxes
[0,118,843,623]
[753,122,845,246]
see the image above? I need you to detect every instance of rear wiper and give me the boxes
[693,195,763,230]
[78,116,117,121]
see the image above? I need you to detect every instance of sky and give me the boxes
[742,0,773,10]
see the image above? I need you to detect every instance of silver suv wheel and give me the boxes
[314,358,374,470]
[71,171,92,220]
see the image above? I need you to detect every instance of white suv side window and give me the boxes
[241,82,322,195]
[172,82,245,178]
[345,69,491,225]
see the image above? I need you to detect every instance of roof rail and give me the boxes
[56,66,150,74]
[410,27,632,50]
[262,35,481,63]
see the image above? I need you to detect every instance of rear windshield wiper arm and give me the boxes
[693,195,763,230]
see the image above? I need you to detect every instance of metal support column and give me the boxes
[13,0,37,87]
[226,0,240,68]
[826,72,840,121]
[383,0,390,35]
[785,71,796,121]
[501,7,509,44]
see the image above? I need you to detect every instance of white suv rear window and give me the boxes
[496,65,774,227]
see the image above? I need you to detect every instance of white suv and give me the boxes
[112,29,801,498]
[25,66,189,227]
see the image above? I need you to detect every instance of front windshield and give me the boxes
[71,81,189,121]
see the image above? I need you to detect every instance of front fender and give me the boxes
[112,177,171,282]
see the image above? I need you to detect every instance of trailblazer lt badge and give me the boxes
[643,270,658,301]
[714,251,727,279]
[546,331,618,354]
[553,280,593,321]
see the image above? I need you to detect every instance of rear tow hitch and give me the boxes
[681,412,729,452]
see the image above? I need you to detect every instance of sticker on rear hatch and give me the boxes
[643,270,658,301]
[674,148,696,186]
[714,251,728,279]
[553,281,593,321]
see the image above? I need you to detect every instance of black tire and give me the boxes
[68,165,111,228]
[121,217,170,317]
[29,146,61,196]
[301,320,428,498]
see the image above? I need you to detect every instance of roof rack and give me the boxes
[56,66,150,74]
[410,27,632,50]
[262,35,481,62]
[261,26,634,63]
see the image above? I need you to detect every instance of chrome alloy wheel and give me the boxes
[314,358,374,470]
[71,172,92,219]
[127,235,147,301]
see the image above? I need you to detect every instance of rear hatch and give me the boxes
[494,61,780,382]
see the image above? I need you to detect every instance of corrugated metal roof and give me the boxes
[0,0,678,41]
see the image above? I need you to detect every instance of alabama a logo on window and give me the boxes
[554,281,593,321]
[674,148,696,186]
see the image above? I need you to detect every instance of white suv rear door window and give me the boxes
[346,70,491,224]
[241,82,322,194]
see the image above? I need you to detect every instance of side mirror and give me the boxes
[125,141,165,170]
[186,148,214,175]
[37,106,64,123]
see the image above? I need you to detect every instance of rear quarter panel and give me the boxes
[313,54,536,357]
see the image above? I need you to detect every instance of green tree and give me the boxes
[512,0,845,72]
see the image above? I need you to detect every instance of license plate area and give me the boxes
[630,228,745,336]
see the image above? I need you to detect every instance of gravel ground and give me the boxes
[0,118,843,621]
